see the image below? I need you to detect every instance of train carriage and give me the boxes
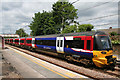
[5,39,8,44]
[9,38,13,45]
[20,38,26,48]
[6,31,117,68]
[34,31,116,68]
[25,37,35,50]
[25,38,32,48]
[6,38,10,44]
[14,38,19,46]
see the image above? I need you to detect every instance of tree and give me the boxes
[29,11,60,36]
[62,25,77,33]
[77,24,94,32]
[29,1,93,35]
[52,1,78,31]
[15,28,28,37]
[109,32,117,36]
[62,24,94,33]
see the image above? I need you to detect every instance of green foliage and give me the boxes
[62,24,94,33]
[52,1,78,30]
[77,24,94,32]
[15,28,28,37]
[29,1,94,36]
[29,11,60,36]
[62,25,77,33]
[111,40,120,44]
[109,31,120,44]
[29,1,78,36]
[109,32,117,36]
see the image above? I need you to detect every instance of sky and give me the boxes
[0,0,119,35]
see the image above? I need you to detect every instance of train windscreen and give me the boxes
[99,36,112,50]
[94,35,112,50]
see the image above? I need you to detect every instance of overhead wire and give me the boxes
[94,22,117,27]
[71,0,80,4]
[78,1,114,12]
[73,0,118,27]
[78,14,118,22]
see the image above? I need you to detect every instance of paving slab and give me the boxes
[2,49,46,78]
[2,46,90,79]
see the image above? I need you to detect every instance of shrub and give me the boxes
[109,32,117,36]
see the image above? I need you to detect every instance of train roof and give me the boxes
[35,31,106,38]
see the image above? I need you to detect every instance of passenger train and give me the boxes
[5,31,117,68]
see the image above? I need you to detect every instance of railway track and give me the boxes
[6,45,120,79]
[93,67,120,78]
[105,69,120,78]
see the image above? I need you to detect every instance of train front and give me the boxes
[92,31,117,68]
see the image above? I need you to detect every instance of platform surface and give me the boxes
[2,46,90,79]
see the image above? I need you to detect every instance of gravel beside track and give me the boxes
[6,45,119,79]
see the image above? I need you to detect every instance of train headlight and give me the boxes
[94,55,97,57]
[101,52,106,54]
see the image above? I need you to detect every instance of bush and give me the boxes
[109,32,117,36]
[111,40,120,44]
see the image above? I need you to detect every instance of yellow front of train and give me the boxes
[92,32,117,68]
[92,50,116,68]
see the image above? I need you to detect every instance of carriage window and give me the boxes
[20,40,24,43]
[57,40,59,47]
[15,40,19,42]
[26,40,32,44]
[60,40,63,47]
[87,40,91,50]
[65,39,84,49]
[35,40,56,46]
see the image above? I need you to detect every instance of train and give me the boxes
[5,31,117,68]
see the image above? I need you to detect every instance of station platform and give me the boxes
[2,46,90,79]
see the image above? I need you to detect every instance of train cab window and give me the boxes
[87,40,91,50]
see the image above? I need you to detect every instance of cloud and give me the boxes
[1,0,58,2]
[0,0,119,35]
[73,1,118,30]
[2,2,23,11]
[1,1,55,34]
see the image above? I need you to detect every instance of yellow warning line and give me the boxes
[9,47,73,79]
[65,72,76,77]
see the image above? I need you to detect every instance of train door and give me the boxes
[32,38,35,48]
[85,36,93,51]
[56,37,64,53]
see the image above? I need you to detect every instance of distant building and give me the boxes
[98,27,120,35]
